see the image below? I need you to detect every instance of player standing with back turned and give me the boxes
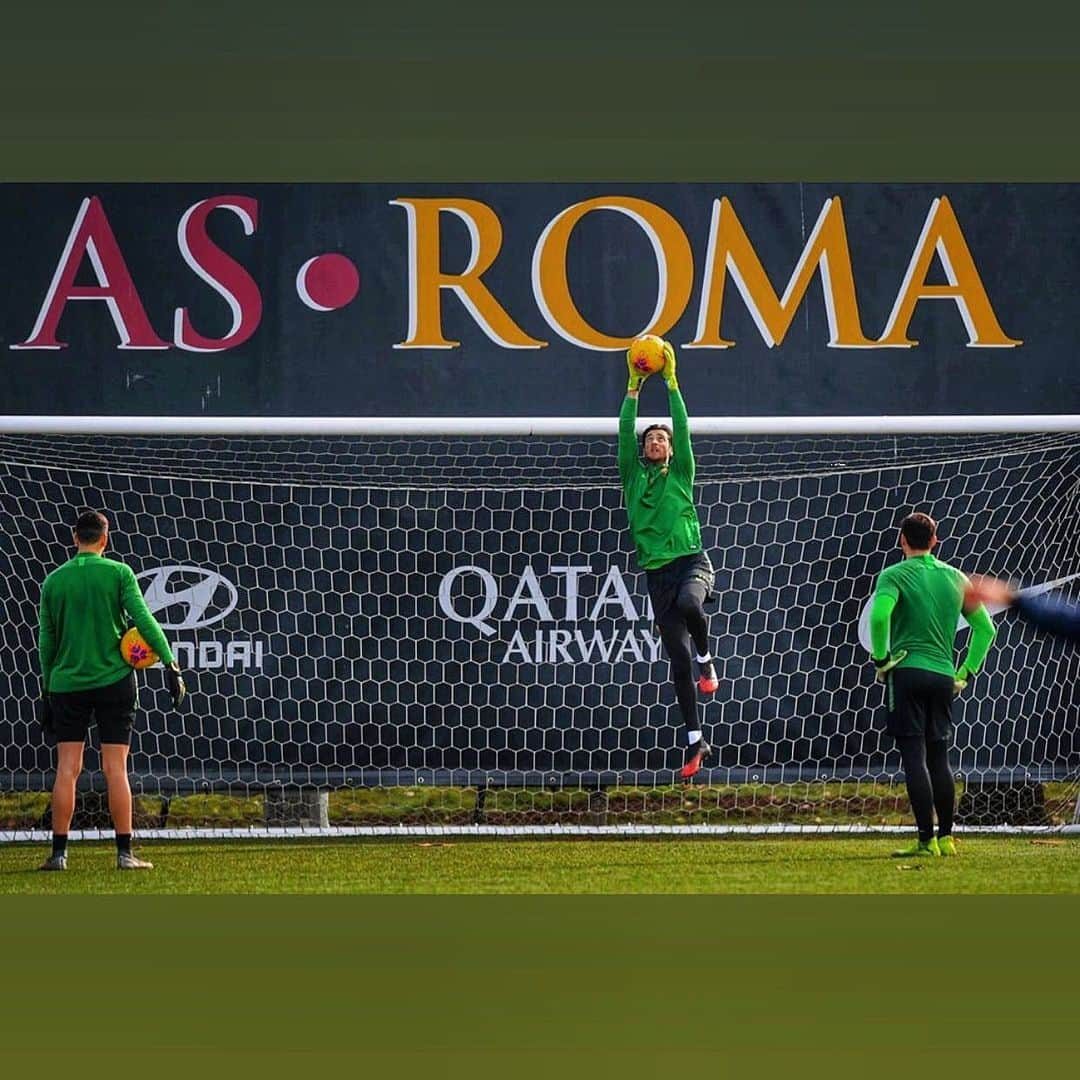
[869,512,996,857]
[37,510,186,871]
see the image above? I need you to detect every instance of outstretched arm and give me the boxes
[966,575,1080,644]
[662,341,694,482]
[620,345,649,487]
[1015,591,1080,644]
[618,393,639,487]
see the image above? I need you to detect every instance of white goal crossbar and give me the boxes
[3,415,1080,436]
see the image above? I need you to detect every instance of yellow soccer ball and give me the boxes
[628,334,667,376]
[120,626,159,669]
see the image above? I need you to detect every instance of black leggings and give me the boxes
[656,575,712,734]
[896,735,955,841]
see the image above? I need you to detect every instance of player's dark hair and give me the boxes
[73,510,109,544]
[900,512,936,551]
[640,423,673,451]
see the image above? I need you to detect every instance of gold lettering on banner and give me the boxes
[688,196,875,349]
[532,197,694,349]
[877,196,1022,347]
[391,197,545,349]
[391,193,1019,352]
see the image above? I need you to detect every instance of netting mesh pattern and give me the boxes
[2,431,1075,487]
[1,431,1078,828]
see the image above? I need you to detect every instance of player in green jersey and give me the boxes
[868,512,996,857]
[619,339,719,779]
[37,510,186,871]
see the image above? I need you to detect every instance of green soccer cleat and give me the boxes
[937,835,958,856]
[892,837,940,858]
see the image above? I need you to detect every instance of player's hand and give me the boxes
[38,693,55,740]
[626,346,651,393]
[964,575,1016,611]
[165,662,187,709]
[661,340,678,389]
[952,666,970,697]
[872,650,907,683]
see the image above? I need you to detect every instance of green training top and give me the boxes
[618,387,703,570]
[39,551,175,693]
[869,553,996,677]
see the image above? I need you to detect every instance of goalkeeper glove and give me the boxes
[661,340,678,390]
[626,347,652,393]
[38,693,55,741]
[872,650,908,683]
[953,666,970,697]
[164,662,187,709]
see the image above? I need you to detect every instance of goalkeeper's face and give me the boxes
[643,428,671,464]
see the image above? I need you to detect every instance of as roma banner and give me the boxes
[0,183,1073,419]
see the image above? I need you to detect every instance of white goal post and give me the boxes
[1,413,1078,839]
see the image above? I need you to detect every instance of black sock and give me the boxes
[926,739,955,837]
[52,833,68,856]
[896,736,936,842]
[116,833,133,855]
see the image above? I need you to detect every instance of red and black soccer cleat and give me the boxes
[697,661,719,694]
[679,738,712,780]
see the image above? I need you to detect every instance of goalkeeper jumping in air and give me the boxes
[619,338,719,779]
[869,512,997,857]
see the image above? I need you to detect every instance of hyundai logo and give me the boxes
[136,566,239,630]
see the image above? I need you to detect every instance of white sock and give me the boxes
[695,653,712,666]
[687,730,702,745]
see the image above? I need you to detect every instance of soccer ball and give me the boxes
[120,627,159,669]
[628,334,667,376]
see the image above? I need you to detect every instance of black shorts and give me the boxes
[646,551,715,626]
[50,672,138,746]
[884,667,954,742]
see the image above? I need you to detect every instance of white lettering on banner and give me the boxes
[550,564,592,620]
[503,565,555,623]
[499,628,664,665]
[615,631,644,663]
[574,629,617,663]
[587,565,639,621]
[136,566,268,673]
[199,642,223,668]
[437,562,662,669]
[438,565,499,637]
[640,629,663,661]
[172,639,264,671]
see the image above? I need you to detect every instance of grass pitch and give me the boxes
[1,835,1076,894]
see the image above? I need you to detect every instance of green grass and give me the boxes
[4,781,1076,828]
[1,836,1077,894]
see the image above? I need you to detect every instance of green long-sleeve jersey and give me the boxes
[618,387,703,570]
[39,551,175,693]
[869,553,996,677]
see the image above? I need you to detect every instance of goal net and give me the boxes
[2,422,1079,836]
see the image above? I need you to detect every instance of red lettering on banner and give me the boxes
[11,196,168,351]
[173,196,262,352]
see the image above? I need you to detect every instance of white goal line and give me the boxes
[2,415,1080,437]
